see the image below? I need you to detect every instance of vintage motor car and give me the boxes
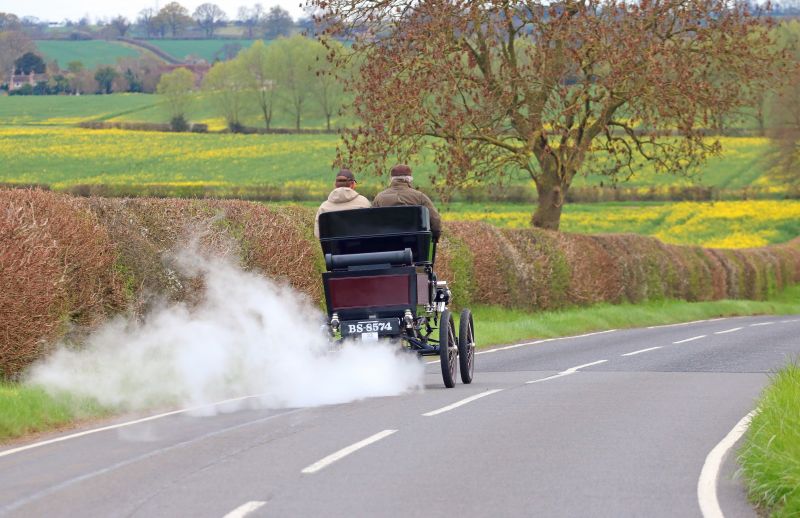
[318,205,475,388]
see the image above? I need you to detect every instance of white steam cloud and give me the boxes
[28,250,424,412]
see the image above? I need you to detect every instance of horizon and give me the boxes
[4,1,309,25]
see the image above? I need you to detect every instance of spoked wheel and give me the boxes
[458,308,475,384]
[439,310,458,388]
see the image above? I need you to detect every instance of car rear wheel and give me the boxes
[439,310,457,388]
[458,309,475,384]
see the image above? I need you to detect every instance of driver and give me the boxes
[314,169,371,238]
[372,164,442,239]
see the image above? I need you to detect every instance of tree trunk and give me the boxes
[296,113,301,131]
[531,180,566,230]
[326,113,331,131]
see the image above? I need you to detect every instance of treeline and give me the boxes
[1,4,309,41]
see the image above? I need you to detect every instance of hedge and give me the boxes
[2,189,799,379]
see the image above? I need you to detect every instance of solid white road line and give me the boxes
[750,322,775,327]
[526,360,608,384]
[780,319,800,323]
[422,389,504,417]
[621,346,663,357]
[697,411,755,518]
[714,327,743,335]
[556,329,618,340]
[224,501,267,518]
[673,335,707,344]
[301,430,397,474]
[0,394,264,459]
[647,318,727,330]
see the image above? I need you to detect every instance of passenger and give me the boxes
[372,164,442,239]
[314,169,371,238]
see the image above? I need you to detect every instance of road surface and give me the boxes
[2,314,799,517]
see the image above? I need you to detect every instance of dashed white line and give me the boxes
[526,360,608,384]
[714,327,743,335]
[673,335,707,344]
[621,346,662,357]
[301,430,397,474]
[750,322,775,327]
[422,389,504,417]
[697,411,755,518]
[781,319,800,323]
[224,501,267,518]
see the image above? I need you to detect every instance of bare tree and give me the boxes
[312,0,784,229]
[238,4,264,39]
[263,6,293,39]
[111,16,131,38]
[193,3,227,38]
[0,30,33,87]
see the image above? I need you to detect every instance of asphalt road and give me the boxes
[2,314,799,518]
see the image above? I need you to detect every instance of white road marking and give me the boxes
[714,327,743,335]
[780,319,799,323]
[526,360,608,384]
[697,411,755,518]
[647,318,725,329]
[301,430,397,474]
[224,501,267,518]
[750,322,775,327]
[555,329,618,340]
[673,335,707,344]
[621,346,662,357]
[422,389,504,417]
[0,394,264,459]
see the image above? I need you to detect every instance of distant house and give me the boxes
[8,73,49,92]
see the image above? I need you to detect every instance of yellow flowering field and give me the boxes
[442,200,800,248]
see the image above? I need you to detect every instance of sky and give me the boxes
[1,0,309,24]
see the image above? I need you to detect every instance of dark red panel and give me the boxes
[329,275,410,309]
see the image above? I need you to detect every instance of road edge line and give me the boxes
[697,410,755,518]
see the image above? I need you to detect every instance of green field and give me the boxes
[142,39,258,62]
[34,40,145,69]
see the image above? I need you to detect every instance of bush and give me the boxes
[170,115,189,132]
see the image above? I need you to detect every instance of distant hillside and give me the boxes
[141,39,261,63]
[34,40,145,68]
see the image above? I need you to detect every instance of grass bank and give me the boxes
[0,384,110,443]
[2,286,799,444]
[472,284,800,346]
[739,362,800,517]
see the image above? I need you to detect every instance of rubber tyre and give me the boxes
[458,309,475,384]
[439,310,457,388]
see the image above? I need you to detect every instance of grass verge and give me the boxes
[0,384,110,444]
[1,285,799,445]
[468,284,800,347]
[738,362,800,517]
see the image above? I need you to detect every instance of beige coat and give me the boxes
[372,178,442,235]
[314,187,372,237]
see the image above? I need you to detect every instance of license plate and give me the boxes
[341,318,400,338]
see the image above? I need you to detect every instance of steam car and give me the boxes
[318,206,475,388]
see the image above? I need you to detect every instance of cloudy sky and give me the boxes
[6,1,308,23]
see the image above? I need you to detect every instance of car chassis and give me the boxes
[318,206,475,388]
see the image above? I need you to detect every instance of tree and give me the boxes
[238,4,265,39]
[204,59,248,131]
[239,40,278,129]
[111,16,131,38]
[313,0,783,229]
[158,2,192,38]
[309,39,348,131]
[0,30,33,86]
[138,8,167,38]
[271,35,316,130]
[94,66,118,94]
[66,60,84,74]
[157,68,195,129]
[0,12,21,31]
[263,6,292,39]
[14,52,45,75]
[194,3,227,38]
